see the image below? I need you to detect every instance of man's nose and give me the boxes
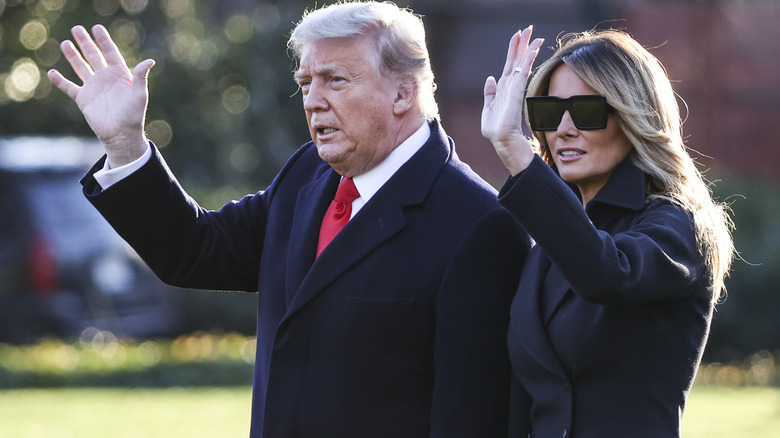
[303,81,328,112]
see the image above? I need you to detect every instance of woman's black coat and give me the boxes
[500,155,711,438]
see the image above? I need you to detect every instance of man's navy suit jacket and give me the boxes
[81,121,530,438]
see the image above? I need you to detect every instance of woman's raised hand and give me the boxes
[481,26,543,176]
[48,25,154,167]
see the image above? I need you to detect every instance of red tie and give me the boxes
[317,177,360,257]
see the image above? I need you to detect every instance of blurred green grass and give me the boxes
[684,386,780,437]
[0,386,777,437]
[0,387,251,437]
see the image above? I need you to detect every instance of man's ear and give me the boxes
[393,77,418,116]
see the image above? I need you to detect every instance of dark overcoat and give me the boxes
[499,155,711,438]
[81,121,530,438]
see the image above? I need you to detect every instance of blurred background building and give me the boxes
[0,0,777,362]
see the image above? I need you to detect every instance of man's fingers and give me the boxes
[60,40,93,83]
[47,69,80,101]
[92,24,127,68]
[132,59,155,93]
[71,25,108,71]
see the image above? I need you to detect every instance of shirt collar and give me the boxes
[352,121,430,203]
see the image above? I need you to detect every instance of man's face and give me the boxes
[295,37,402,177]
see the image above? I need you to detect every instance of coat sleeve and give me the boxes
[81,143,268,292]
[498,155,705,306]
[429,206,530,437]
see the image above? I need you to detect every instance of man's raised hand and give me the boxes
[48,24,154,167]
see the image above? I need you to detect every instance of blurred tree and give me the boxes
[705,177,780,362]
[0,0,323,200]
[0,0,319,337]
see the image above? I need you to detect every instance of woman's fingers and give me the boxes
[482,75,497,113]
[514,26,533,70]
[501,31,521,77]
[516,38,543,79]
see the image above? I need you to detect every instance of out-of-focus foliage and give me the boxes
[2,330,777,389]
[696,350,779,388]
[0,330,255,387]
[705,176,780,362]
[0,0,320,197]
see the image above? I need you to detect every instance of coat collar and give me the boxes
[283,120,453,319]
[550,156,647,212]
[586,156,647,212]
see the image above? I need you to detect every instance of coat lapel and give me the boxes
[285,199,408,317]
[284,167,340,306]
[514,248,569,379]
[541,263,572,326]
[282,121,451,320]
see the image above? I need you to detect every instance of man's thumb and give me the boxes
[133,59,155,86]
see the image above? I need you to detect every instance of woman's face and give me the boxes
[543,64,633,206]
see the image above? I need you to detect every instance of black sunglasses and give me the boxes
[526,95,615,131]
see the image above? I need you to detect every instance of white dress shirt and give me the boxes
[349,121,429,217]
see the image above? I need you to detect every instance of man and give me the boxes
[48,2,530,437]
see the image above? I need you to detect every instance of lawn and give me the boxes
[0,387,252,438]
[683,386,780,437]
[0,385,778,437]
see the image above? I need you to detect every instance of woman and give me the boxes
[482,27,734,437]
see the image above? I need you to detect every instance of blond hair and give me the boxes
[527,30,734,300]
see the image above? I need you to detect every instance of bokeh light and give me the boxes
[230,143,260,174]
[162,0,193,19]
[221,84,250,114]
[120,0,148,15]
[40,0,68,12]
[108,18,144,50]
[35,38,62,67]
[19,20,48,50]
[5,58,41,102]
[146,119,173,148]
[93,0,120,17]
[224,14,253,44]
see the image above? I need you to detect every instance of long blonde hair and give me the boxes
[527,30,734,300]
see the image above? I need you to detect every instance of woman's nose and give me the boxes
[555,110,578,135]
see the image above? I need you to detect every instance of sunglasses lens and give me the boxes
[571,99,608,129]
[529,101,564,131]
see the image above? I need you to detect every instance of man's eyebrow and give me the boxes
[295,64,344,79]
